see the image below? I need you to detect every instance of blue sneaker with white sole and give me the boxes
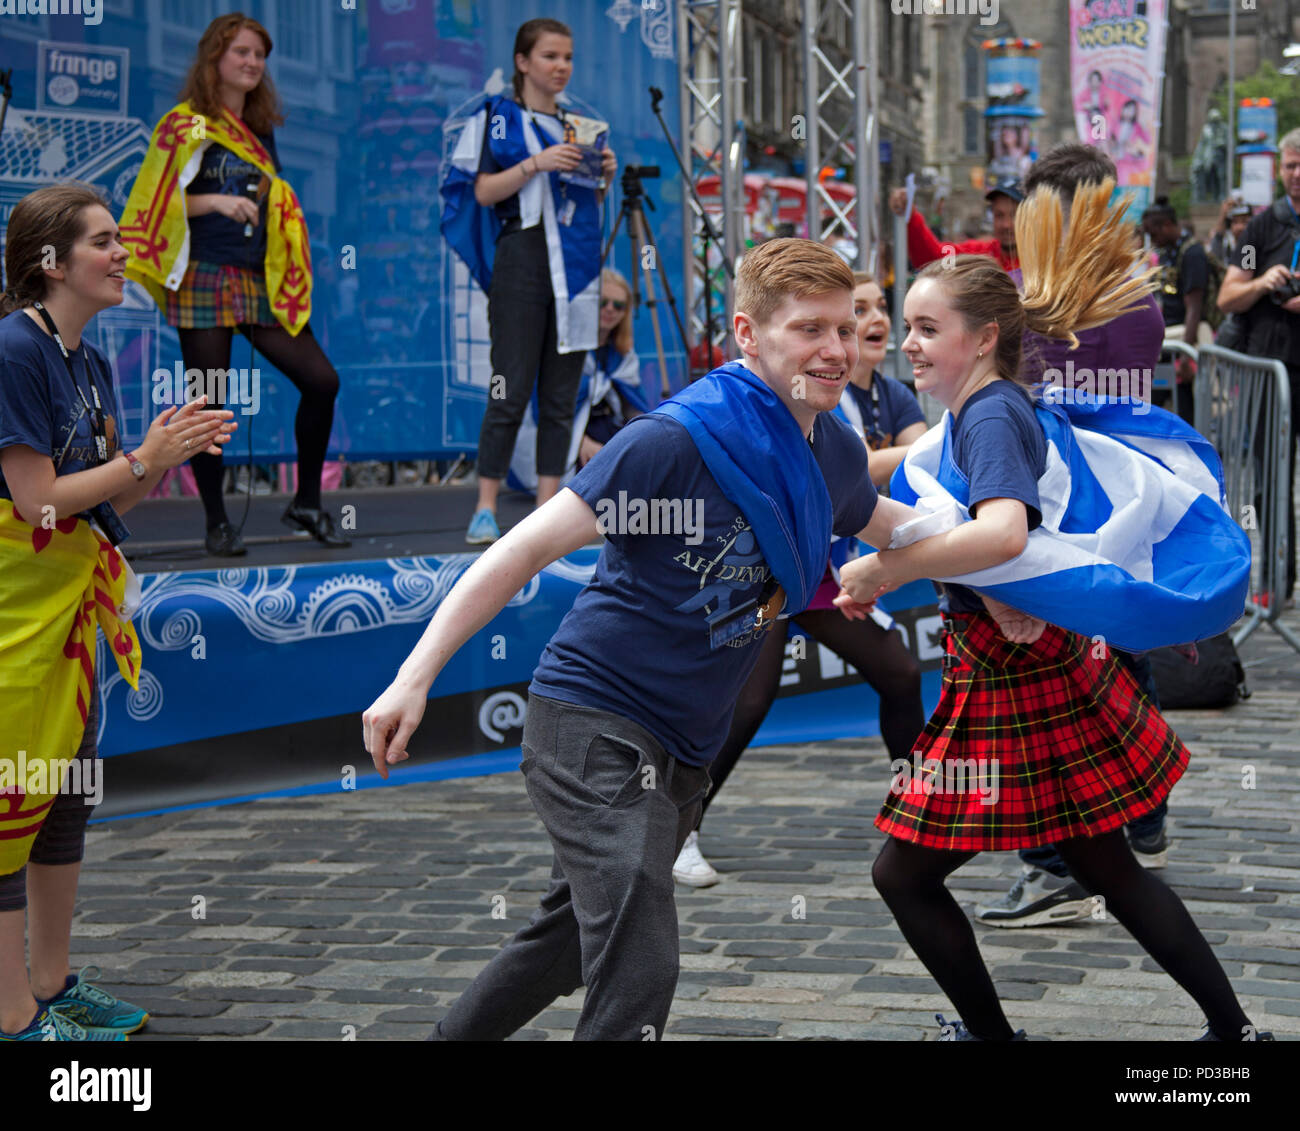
[466,508,500,545]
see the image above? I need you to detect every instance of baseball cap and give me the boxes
[985,176,1025,204]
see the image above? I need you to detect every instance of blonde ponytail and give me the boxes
[1015,179,1156,351]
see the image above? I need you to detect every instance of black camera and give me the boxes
[1269,275,1300,305]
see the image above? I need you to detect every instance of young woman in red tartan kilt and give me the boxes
[837,182,1267,1042]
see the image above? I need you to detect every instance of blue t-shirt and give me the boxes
[186,130,281,267]
[844,373,925,451]
[531,410,878,766]
[0,310,121,515]
[942,380,1046,615]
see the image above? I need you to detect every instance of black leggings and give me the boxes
[0,687,99,914]
[700,608,926,822]
[178,322,339,527]
[872,831,1253,1041]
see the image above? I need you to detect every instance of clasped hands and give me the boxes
[833,552,1047,644]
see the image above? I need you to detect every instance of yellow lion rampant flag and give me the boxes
[0,500,141,875]
[119,102,313,335]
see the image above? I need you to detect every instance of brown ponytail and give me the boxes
[1,183,107,317]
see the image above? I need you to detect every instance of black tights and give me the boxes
[700,608,925,821]
[872,832,1252,1041]
[178,323,339,527]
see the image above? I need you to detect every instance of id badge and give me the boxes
[90,500,130,547]
[706,598,760,651]
[558,198,577,227]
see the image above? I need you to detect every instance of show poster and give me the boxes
[1069,0,1168,218]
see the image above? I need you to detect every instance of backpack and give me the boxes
[1147,633,1249,709]
[1174,236,1226,330]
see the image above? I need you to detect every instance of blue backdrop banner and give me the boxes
[0,1,687,460]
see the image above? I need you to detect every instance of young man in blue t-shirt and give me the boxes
[362,239,918,1041]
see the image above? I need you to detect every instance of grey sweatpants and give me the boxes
[432,693,711,1041]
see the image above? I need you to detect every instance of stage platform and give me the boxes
[95,485,943,822]
[120,483,538,572]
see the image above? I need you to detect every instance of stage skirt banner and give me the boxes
[1069,0,1168,220]
[90,551,940,818]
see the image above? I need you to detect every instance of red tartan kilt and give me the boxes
[875,611,1189,852]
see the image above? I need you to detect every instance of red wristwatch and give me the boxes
[121,449,147,480]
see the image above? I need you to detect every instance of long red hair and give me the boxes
[178,13,284,135]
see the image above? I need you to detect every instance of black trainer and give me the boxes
[205,521,247,557]
[282,501,351,547]
[1196,1024,1275,1041]
[935,1014,1028,1041]
[1128,825,1169,869]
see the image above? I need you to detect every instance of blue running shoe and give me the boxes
[40,966,148,1035]
[0,1006,126,1042]
[466,508,500,545]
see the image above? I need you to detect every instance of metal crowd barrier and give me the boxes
[1155,338,1197,423]
[1193,342,1299,652]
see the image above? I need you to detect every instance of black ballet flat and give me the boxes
[281,501,351,547]
[205,522,247,557]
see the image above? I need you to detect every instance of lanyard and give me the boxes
[32,301,108,464]
[861,376,885,449]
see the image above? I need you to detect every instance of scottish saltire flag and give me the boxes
[888,397,1251,652]
[509,346,649,494]
[439,91,602,354]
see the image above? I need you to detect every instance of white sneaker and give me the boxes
[672,831,720,887]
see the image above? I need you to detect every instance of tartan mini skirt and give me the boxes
[875,611,1188,852]
[165,259,276,329]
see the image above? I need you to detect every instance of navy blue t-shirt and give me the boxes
[477,107,564,226]
[0,310,121,515]
[844,373,925,451]
[186,130,281,267]
[942,380,1046,615]
[531,409,878,766]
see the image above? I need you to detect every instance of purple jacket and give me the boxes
[1010,268,1165,384]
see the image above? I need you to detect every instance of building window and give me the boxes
[329,6,353,75]
[274,0,315,64]
[162,0,211,27]
[963,41,981,101]
[964,106,981,156]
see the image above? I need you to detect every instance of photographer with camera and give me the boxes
[1219,129,1300,602]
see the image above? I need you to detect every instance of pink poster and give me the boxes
[1069,0,1167,217]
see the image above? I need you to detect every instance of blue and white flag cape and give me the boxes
[439,91,602,353]
[508,346,649,493]
[888,396,1251,652]
[651,361,835,614]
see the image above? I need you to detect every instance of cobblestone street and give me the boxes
[73,611,1300,1042]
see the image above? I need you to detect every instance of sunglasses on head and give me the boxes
[601,298,627,311]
